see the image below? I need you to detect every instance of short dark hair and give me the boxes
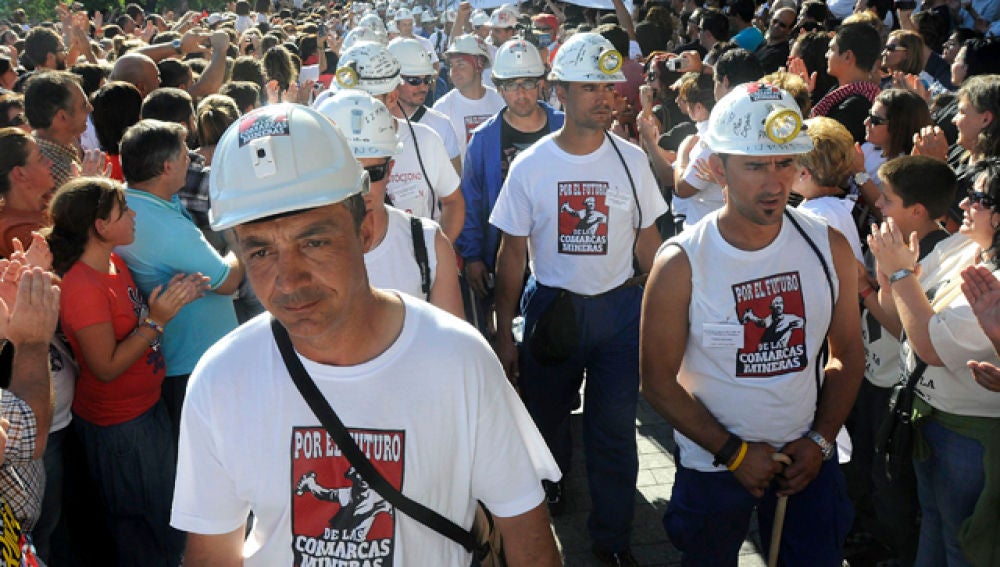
[962,38,1000,79]
[700,10,730,42]
[596,23,629,57]
[834,22,882,72]
[232,55,266,89]
[141,87,194,125]
[120,119,187,184]
[715,48,763,88]
[125,3,145,20]
[726,0,754,23]
[70,62,109,97]
[23,28,61,69]
[23,71,80,129]
[219,81,262,112]
[236,0,252,16]
[91,81,143,154]
[877,155,956,219]
[157,58,191,89]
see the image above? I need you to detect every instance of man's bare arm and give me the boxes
[640,245,780,497]
[188,31,230,100]
[183,525,246,567]
[439,188,466,245]
[494,503,561,566]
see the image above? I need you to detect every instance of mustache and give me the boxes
[272,287,326,309]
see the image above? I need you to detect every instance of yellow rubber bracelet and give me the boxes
[727,441,749,472]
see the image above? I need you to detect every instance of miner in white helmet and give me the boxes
[335,40,465,243]
[169,103,562,566]
[640,82,861,565]
[317,90,463,317]
[457,39,564,336]
[432,33,504,158]
[393,7,440,73]
[387,38,462,173]
[490,32,668,566]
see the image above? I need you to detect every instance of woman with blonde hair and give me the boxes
[794,117,865,261]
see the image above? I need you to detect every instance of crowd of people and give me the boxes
[0,0,998,564]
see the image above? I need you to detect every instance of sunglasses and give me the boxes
[883,44,908,52]
[365,158,392,183]
[867,112,888,126]
[498,78,540,91]
[401,75,434,86]
[968,190,997,209]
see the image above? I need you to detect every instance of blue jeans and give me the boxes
[74,400,185,567]
[519,278,641,553]
[665,457,853,567]
[913,419,984,567]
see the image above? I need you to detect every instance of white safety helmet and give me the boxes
[317,90,401,158]
[445,33,491,66]
[209,104,369,230]
[388,38,434,75]
[704,82,813,156]
[357,13,387,32]
[492,39,545,80]
[470,10,491,27]
[386,19,400,33]
[489,6,518,29]
[421,11,437,23]
[411,5,423,15]
[548,32,626,83]
[441,9,457,23]
[394,7,414,21]
[335,40,402,95]
[342,25,388,48]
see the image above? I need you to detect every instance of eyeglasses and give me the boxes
[866,112,888,126]
[401,75,434,86]
[883,44,908,52]
[498,78,540,91]
[968,190,997,208]
[365,158,392,183]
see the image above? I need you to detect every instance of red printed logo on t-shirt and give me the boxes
[733,272,808,377]
[557,181,609,255]
[290,427,404,566]
[463,115,491,141]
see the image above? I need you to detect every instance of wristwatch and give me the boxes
[806,430,835,461]
[853,171,871,186]
[171,38,183,55]
[889,268,914,285]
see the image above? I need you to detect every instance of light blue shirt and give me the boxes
[116,188,238,376]
[733,26,764,53]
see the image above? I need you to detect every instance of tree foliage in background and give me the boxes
[4,0,233,24]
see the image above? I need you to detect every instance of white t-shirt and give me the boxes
[432,87,505,158]
[667,209,838,471]
[415,107,461,161]
[490,133,668,296]
[365,206,440,300]
[171,297,560,566]
[904,234,1000,417]
[387,118,460,220]
[799,196,864,262]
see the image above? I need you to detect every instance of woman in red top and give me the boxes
[45,177,204,566]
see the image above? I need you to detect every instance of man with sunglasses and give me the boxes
[336,41,465,244]
[753,7,795,73]
[387,38,462,175]
[457,39,564,336]
[318,90,464,318]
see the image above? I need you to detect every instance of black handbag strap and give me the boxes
[270,317,482,555]
[409,214,432,300]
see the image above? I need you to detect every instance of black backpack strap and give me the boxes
[411,105,428,122]
[783,208,835,399]
[397,101,437,207]
[604,131,643,274]
[270,318,484,555]
[410,215,432,300]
